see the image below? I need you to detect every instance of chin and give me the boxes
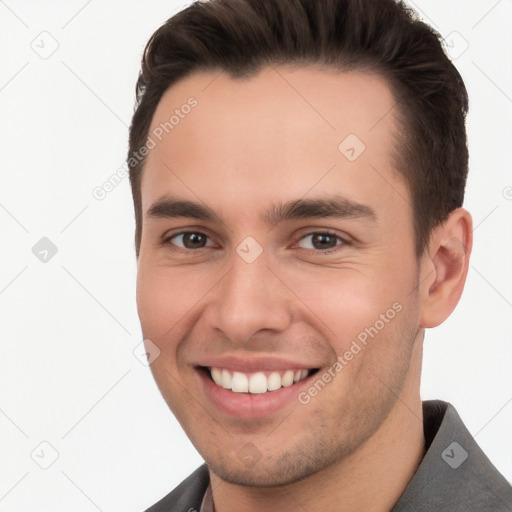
[205,448,342,488]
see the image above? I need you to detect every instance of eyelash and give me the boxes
[161,230,349,255]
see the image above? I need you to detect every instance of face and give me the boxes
[136,66,424,486]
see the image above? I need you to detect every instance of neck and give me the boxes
[210,338,425,512]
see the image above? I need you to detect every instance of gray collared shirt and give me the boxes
[145,401,512,511]
[198,401,512,511]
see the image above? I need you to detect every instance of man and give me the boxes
[127,0,512,510]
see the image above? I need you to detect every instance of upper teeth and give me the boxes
[209,368,310,394]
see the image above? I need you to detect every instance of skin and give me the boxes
[136,66,473,511]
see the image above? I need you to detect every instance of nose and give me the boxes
[203,252,293,345]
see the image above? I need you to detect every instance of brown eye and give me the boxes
[298,233,344,251]
[167,232,212,249]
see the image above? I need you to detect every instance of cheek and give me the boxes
[137,265,194,323]
[136,271,167,336]
[136,269,198,405]
[136,267,190,346]
[278,263,413,351]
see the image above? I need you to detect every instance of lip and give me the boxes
[195,354,319,373]
[196,365,319,419]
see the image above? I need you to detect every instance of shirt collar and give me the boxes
[199,401,509,511]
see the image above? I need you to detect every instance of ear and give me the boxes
[419,208,473,328]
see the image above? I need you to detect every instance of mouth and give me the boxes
[199,366,320,394]
[195,355,324,418]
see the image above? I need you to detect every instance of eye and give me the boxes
[297,232,345,252]
[164,231,214,250]
[162,230,347,254]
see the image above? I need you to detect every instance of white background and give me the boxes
[0,0,511,510]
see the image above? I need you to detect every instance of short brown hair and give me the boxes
[128,0,469,258]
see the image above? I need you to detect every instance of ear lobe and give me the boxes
[420,208,473,328]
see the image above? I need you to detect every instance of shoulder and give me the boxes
[143,464,210,512]
[393,400,512,511]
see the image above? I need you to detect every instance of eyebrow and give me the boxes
[145,195,377,225]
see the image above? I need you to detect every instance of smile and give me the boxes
[196,358,322,418]
[207,367,315,394]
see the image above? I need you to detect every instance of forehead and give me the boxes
[141,66,406,217]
